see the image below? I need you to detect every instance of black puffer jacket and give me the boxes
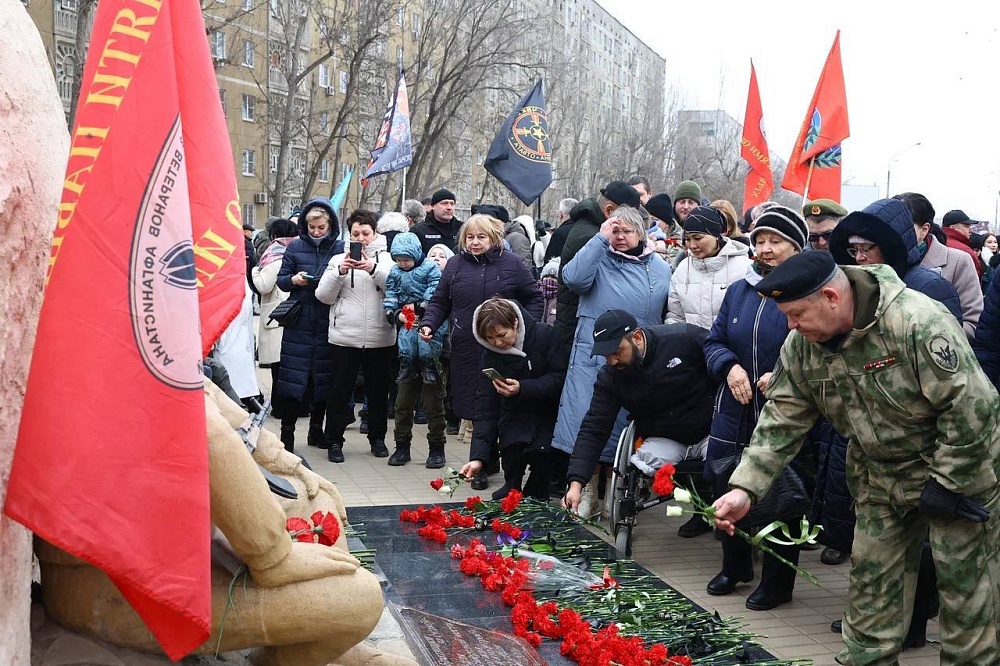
[566,324,716,485]
[555,198,604,346]
[411,211,463,255]
[809,420,854,553]
[274,198,343,402]
[469,302,568,461]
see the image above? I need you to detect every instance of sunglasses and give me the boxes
[808,232,833,244]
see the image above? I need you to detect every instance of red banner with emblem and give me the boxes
[3,0,244,657]
[781,31,850,202]
[741,62,773,210]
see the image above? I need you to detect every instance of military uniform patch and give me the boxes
[927,334,959,372]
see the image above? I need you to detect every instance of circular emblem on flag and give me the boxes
[508,105,551,163]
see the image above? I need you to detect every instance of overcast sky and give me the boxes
[598,0,1000,221]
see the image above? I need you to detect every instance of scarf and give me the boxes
[752,257,774,277]
[259,237,294,268]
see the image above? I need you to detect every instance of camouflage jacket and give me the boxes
[730,264,1000,508]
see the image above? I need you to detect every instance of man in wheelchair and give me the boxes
[562,309,716,525]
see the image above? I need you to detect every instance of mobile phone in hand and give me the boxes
[482,368,505,381]
[303,274,317,281]
[349,241,363,261]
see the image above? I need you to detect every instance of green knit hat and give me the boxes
[673,180,702,203]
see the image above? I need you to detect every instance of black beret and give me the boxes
[471,203,510,225]
[600,180,642,208]
[755,251,839,303]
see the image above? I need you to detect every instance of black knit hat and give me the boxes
[431,188,456,205]
[683,206,725,239]
[749,205,809,252]
[600,181,641,208]
[471,203,510,225]
[644,193,673,224]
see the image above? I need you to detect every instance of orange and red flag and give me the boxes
[4,0,245,658]
[740,61,773,211]
[781,31,850,202]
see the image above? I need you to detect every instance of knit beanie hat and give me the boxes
[673,180,702,203]
[683,206,725,239]
[431,188,456,205]
[644,193,673,223]
[749,205,808,252]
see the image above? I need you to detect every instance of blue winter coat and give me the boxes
[552,234,672,458]
[975,270,1000,389]
[703,274,790,462]
[809,420,855,553]
[829,198,963,323]
[384,232,440,310]
[422,244,543,419]
[274,198,343,402]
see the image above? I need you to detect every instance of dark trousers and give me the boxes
[501,446,564,501]
[393,373,446,446]
[721,518,801,593]
[324,345,393,445]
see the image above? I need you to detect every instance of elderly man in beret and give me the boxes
[712,251,1000,666]
[803,198,848,251]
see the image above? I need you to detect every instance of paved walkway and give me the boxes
[270,385,941,666]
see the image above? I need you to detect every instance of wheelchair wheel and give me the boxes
[614,522,633,559]
[607,421,636,531]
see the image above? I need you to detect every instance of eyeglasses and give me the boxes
[846,243,877,259]
[612,228,639,236]
[808,232,833,244]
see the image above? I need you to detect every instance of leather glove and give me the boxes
[919,477,990,523]
[384,309,396,325]
[415,301,428,317]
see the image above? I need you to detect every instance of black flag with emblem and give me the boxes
[484,79,552,205]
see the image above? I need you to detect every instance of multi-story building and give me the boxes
[26,0,666,227]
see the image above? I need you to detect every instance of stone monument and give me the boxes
[0,0,72,663]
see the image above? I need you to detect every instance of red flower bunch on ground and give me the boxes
[399,505,476,544]
[401,304,417,330]
[651,463,676,497]
[285,511,340,546]
[500,488,523,513]
[465,495,484,511]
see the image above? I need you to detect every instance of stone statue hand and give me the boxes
[299,472,349,522]
[254,541,361,587]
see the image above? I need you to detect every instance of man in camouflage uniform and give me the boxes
[713,251,1000,666]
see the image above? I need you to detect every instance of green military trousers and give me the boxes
[837,490,1000,665]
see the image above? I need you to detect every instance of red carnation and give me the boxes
[285,516,314,543]
[500,488,523,513]
[652,463,676,497]
[465,495,483,511]
[310,511,341,546]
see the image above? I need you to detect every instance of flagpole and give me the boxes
[400,167,406,207]
[801,157,816,205]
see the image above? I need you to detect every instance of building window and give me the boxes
[241,0,252,9]
[397,46,403,68]
[412,15,420,37]
[55,43,77,105]
[339,71,348,93]
[242,204,256,227]
[241,94,255,121]
[242,149,256,176]
[219,88,227,116]
[319,159,330,182]
[242,40,254,67]
[397,7,405,26]
[319,111,329,135]
[210,31,226,60]
[318,63,330,89]
[269,0,280,17]
[341,162,352,180]
[269,151,279,173]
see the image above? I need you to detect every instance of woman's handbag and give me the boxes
[267,297,302,327]
[708,406,811,530]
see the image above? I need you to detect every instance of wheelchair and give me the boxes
[606,421,706,559]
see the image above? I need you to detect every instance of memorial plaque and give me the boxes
[395,605,548,666]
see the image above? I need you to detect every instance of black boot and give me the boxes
[280,423,295,453]
[308,405,325,448]
[421,361,439,385]
[425,444,446,469]
[370,438,389,458]
[328,443,345,463]
[388,442,411,466]
[307,424,324,448]
[397,361,417,383]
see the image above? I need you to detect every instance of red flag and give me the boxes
[740,62,773,210]
[2,0,245,657]
[781,31,850,202]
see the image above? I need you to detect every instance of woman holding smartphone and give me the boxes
[274,199,343,451]
[315,209,395,463]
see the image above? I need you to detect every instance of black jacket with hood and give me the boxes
[555,198,605,346]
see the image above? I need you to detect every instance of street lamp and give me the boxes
[885,142,922,198]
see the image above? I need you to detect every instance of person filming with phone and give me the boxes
[458,298,568,500]
[274,199,344,452]
[315,210,395,463]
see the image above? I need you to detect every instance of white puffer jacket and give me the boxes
[666,238,752,329]
[315,234,395,349]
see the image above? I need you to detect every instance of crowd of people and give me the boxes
[212,176,1000,665]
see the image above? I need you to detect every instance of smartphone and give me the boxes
[349,241,363,261]
[482,368,505,381]
[303,274,317,281]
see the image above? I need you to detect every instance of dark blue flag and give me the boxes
[484,80,552,205]
[362,72,413,186]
